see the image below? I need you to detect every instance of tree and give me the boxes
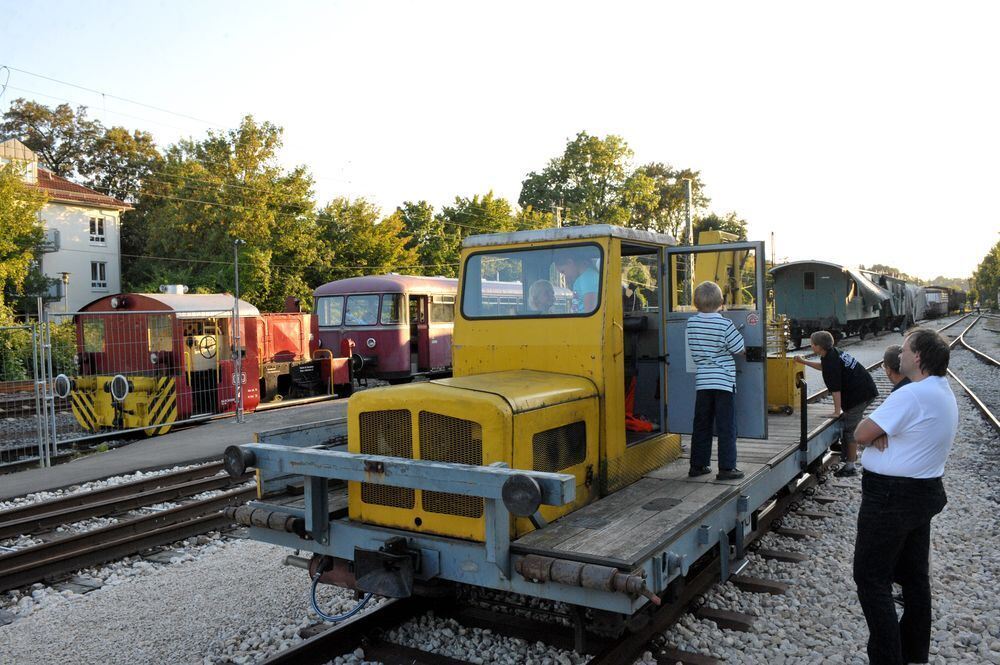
[693,212,749,242]
[80,126,162,203]
[863,264,922,284]
[971,240,1000,307]
[394,201,459,276]
[630,163,710,238]
[311,197,419,283]
[519,132,658,226]
[439,191,520,242]
[1,99,103,177]
[0,164,46,321]
[127,115,322,311]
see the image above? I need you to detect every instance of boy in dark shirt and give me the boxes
[794,330,878,477]
[883,344,912,392]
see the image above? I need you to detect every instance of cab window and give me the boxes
[147,315,172,351]
[316,296,344,327]
[462,244,602,319]
[381,294,406,325]
[82,318,106,352]
[345,295,379,326]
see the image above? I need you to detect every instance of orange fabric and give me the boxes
[625,377,654,432]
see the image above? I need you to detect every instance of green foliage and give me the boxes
[971,239,1000,307]
[80,126,162,203]
[0,164,46,321]
[863,264,923,284]
[694,212,749,242]
[1,99,103,177]
[125,116,322,311]
[395,201,459,277]
[925,276,970,291]
[519,132,650,226]
[518,133,711,236]
[310,197,419,283]
[630,163,710,238]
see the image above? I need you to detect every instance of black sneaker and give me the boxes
[716,468,745,480]
[830,442,843,453]
[834,465,858,478]
[688,466,712,477]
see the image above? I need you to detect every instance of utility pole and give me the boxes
[232,238,246,423]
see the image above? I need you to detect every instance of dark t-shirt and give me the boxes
[820,347,879,409]
[891,377,912,392]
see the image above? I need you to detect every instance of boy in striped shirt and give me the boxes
[686,281,746,480]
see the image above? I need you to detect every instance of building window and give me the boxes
[804,271,815,290]
[91,261,107,290]
[89,217,106,244]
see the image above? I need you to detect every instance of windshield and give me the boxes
[315,296,344,327]
[462,244,602,318]
[345,295,379,326]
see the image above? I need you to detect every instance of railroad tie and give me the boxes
[694,607,757,632]
[811,494,839,504]
[658,646,722,664]
[793,509,837,520]
[755,549,809,564]
[728,574,790,595]
[774,526,822,540]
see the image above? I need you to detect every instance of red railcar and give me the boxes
[63,289,351,435]
[312,275,457,383]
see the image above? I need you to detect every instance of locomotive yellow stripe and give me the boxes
[71,392,98,431]
[147,379,177,428]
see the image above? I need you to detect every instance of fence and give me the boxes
[1,305,251,472]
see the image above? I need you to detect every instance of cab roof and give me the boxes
[462,224,677,249]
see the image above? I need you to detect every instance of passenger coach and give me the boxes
[312,274,458,383]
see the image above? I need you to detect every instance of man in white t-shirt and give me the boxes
[851,328,957,665]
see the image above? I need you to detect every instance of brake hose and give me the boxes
[310,573,374,622]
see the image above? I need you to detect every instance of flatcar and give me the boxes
[770,260,891,347]
[56,286,351,436]
[226,227,823,639]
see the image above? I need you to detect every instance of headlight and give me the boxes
[366,337,376,349]
[149,352,159,364]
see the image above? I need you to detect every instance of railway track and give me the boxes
[0,461,253,593]
[258,455,839,665]
[258,314,1000,665]
[947,315,1000,432]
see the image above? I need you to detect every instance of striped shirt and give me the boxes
[685,312,745,392]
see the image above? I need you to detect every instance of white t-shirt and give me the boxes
[862,376,958,478]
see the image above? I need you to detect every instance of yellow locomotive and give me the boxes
[228,225,773,622]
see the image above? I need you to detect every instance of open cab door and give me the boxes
[664,241,767,438]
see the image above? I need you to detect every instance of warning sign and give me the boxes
[746,312,759,326]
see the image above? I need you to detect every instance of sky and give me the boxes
[2,0,998,280]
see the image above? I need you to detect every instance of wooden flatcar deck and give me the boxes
[512,407,837,568]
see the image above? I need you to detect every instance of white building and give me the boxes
[0,138,131,314]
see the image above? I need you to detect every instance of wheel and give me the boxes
[859,326,867,340]
[833,330,844,344]
[334,383,354,398]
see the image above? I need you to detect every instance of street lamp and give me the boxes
[232,239,246,423]
[58,272,71,313]
[667,177,695,305]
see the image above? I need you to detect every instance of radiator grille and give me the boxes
[359,410,414,509]
[419,411,484,518]
[533,421,587,472]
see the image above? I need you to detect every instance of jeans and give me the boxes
[853,471,947,665]
[690,389,737,470]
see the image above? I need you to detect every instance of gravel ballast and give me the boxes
[1,370,997,664]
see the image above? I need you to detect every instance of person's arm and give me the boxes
[855,418,888,451]
[794,357,822,370]
[831,391,842,418]
[583,292,597,312]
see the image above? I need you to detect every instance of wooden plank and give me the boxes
[567,483,731,561]
[657,647,722,665]
[812,494,839,504]
[729,574,790,595]
[774,526,822,540]
[556,481,717,557]
[694,607,756,632]
[756,548,808,563]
